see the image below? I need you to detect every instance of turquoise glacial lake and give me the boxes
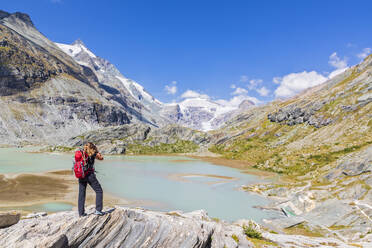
[0,148,280,222]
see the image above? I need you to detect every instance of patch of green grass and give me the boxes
[211,217,220,222]
[335,68,362,88]
[48,146,75,152]
[9,107,24,121]
[127,140,199,155]
[284,223,324,237]
[329,225,350,230]
[247,238,277,248]
[243,224,263,239]
[0,46,11,52]
[231,234,239,243]
[308,142,372,166]
[368,119,372,127]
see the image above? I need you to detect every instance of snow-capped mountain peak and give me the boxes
[56,40,96,59]
[160,96,254,131]
[115,75,163,107]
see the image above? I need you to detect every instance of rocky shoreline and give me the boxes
[241,146,372,245]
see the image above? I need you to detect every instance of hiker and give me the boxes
[77,142,104,217]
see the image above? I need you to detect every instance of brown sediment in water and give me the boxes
[183,173,237,180]
[189,156,253,169]
[0,170,129,211]
[189,155,284,182]
[0,173,68,204]
[170,159,193,163]
[49,170,73,175]
[168,173,238,185]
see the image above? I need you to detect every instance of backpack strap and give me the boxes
[80,150,87,165]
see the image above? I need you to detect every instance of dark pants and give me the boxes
[78,172,103,215]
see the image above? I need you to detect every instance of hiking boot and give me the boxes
[94,210,105,216]
[79,213,87,217]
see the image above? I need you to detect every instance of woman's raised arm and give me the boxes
[96,152,104,160]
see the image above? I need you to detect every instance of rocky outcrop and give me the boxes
[67,124,150,154]
[148,125,211,145]
[0,212,20,228]
[66,124,211,154]
[0,207,253,248]
[0,207,360,247]
[267,103,334,128]
[325,145,372,180]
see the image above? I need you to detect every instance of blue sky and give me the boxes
[3,0,372,104]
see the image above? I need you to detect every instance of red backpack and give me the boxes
[73,150,87,179]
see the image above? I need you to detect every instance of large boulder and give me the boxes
[0,212,20,228]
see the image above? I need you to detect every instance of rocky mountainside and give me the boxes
[207,54,372,243]
[0,206,359,248]
[56,40,167,127]
[62,123,211,155]
[0,10,171,145]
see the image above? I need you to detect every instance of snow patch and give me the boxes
[56,42,96,58]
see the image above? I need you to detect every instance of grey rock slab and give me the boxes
[264,216,306,229]
[301,199,354,226]
[263,232,356,248]
[357,93,372,103]
[336,183,368,200]
[0,207,252,248]
[24,212,47,219]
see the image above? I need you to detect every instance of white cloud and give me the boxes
[327,52,349,78]
[164,81,177,95]
[274,71,327,98]
[232,87,248,95]
[230,84,236,89]
[256,86,270,97]
[357,48,372,59]
[181,90,210,99]
[216,84,261,107]
[273,77,282,84]
[273,52,351,98]
[329,52,347,69]
[248,78,263,90]
[178,85,260,111]
[328,67,348,79]
[216,95,260,108]
[239,75,248,82]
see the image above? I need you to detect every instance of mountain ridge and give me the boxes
[55,38,257,131]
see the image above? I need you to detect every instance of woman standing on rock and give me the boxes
[77,142,105,217]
